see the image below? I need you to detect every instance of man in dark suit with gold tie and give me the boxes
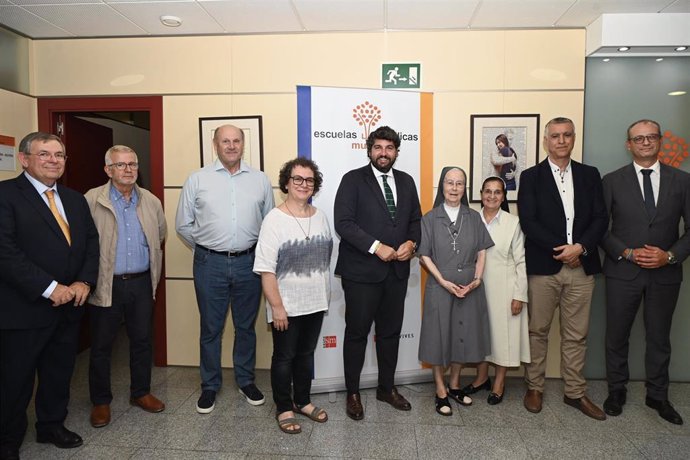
[601,119,690,425]
[0,132,99,459]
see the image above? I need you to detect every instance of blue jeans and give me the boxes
[193,248,261,391]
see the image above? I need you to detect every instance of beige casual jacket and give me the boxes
[85,181,167,307]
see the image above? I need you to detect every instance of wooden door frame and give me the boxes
[38,96,168,366]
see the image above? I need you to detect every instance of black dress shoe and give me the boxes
[603,390,626,416]
[461,378,491,395]
[487,392,504,405]
[36,425,83,449]
[645,397,684,425]
[376,387,411,411]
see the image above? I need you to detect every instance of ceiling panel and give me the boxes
[0,5,73,37]
[22,3,146,36]
[293,0,384,31]
[470,0,572,28]
[387,0,479,29]
[110,1,224,35]
[557,0,672,27]
[10,0,103,4]
[199,0,303,33]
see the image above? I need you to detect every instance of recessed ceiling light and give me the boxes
[668,91,686,96]
[618,46,630,52]
[602,58,610,62]
[675,46,687,51]
[160,15,182,27]
[656,58,664,62]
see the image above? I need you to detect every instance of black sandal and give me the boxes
[448,387,473,406]
[435,395,453,416]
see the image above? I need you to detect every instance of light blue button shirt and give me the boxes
[175,160,275,252]
[110,186,150,275]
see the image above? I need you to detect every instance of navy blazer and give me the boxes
[601,162,690,284]
[334,165,422,283]
[517,159,608,276]
[0,173,100,329]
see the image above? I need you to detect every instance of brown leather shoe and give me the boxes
[376,387,412,411]
[564,395,606,421]
[90,404,111,428]
[524,389,543,413]
[130,394,165,413]
[346,393,364,420]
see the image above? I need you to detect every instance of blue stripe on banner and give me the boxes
[297,85,312,160]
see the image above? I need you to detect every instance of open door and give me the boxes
[38,96,167,365]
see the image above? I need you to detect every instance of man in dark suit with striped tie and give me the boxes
[601,119,690,425]
[334,126,422,420]
[0,132,99,459]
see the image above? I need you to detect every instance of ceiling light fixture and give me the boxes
[602,58,610,62]
[668,91,686,96]
[160,15,182,27]
[618,46,630,52]
[675,46,688,51]
[656,58,664,62]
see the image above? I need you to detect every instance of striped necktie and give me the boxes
[382,174,396,219]
[45,190,71,245]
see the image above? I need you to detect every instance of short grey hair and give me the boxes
[104,145,137,165]
[18,132,65,154]
[544,117,575,136]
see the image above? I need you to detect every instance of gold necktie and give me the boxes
[45,190,71,245]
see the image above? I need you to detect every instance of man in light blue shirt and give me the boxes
[176,124,274,413]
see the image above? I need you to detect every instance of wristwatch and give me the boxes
[667,251,678,265]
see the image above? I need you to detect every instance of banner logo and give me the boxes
[352,101,382,140]
[322,336,337,348]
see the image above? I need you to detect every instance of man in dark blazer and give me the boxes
[0,132,99,459]
[601,119,689,425]
[334,125,422,420]
[518,117,608,421]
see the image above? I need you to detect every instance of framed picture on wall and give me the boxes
[198,115,264,170]
[469,114,540,203]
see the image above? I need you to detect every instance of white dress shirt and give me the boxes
[548,158,575,245]
[633,160,660,206]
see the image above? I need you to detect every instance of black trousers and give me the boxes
[605,272,680,400]
[342,269,408,393]
[271,311,324,414]
[89,273,153,405]
[0,313,80,450]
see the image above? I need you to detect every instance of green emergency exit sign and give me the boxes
[382,63,421,89]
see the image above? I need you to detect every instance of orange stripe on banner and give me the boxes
[0,135,15,146]
[420,92,433,369]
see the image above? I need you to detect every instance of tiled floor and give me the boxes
[20,331,690,459]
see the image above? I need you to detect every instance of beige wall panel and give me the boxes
[166,281,273,369]
[164,188,192,279]
[231,93,297,184]
[232,33,385,92]
[503,91,585,162]
[504,30,586,90]
[0,89,37,181]
[33,37,232,96]
[383,31,507,91]
[163,94,234,186]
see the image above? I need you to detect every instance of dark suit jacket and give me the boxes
[518,159,608,276]
[601,163,690,284]
[334,165,422,283]
[0,173,100,329]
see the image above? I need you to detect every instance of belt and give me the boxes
[113,270,150,281]
[196,244,256,257]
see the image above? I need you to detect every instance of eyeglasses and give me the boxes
[629,134,661,144]
[290,176,315,187]
[444,180,465,188]
[109,162,139,170]
[28,151,68,161]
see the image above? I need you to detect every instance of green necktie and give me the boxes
[382,174,396,219]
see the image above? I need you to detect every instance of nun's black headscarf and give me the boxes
[480,176,511,213]
[433,166,469,208]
